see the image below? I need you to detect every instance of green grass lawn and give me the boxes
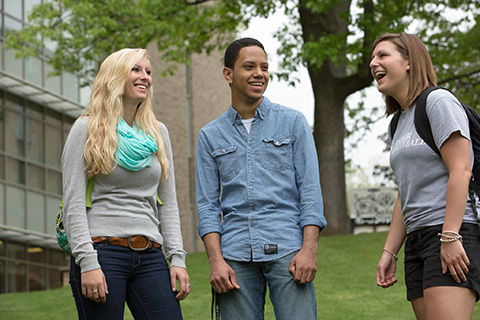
[1,232,479,319]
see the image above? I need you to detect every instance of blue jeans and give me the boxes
[69,242,182,320]
[219,251,317,320]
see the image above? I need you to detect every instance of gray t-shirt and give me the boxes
[390,89,479,233]
[62,117,186,272]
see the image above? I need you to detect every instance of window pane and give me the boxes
[6,243,26,293]
[0,16,3,43]
[5,1,22,19]
[27,191,45,233]
[46,196,61,235]
[27,164,44,190]
[62,72,79,102]
[28,246,45,292]
[4,110,25,157]
[28,265,45,291]
[25,0,41,20]
[6,186,26,229]
[5,93,23,112]
[48,250,69,289]
[26,118,44,163]
[6,158,25,184]
[26,101,43,118]
[7,260,26,292]
[80,84,91,106]
[46,108,62,126]
[26,56,43,86]
[0,259,4,293]
[0,184,4,224]
[0,107,4,151]
[45,63,61,94]
[0,156,4,180]
[48,249,69,266]
[4,47,23,78]
[47,169,61,194]
[45,125,61,168]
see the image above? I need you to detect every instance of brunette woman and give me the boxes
[371,33,480,320]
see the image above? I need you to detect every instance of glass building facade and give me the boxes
[0,0,90,293]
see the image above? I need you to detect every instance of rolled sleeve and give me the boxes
[293,114,327,230]
[195,130,223,238]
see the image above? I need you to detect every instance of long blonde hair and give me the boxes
[82,48,169,181]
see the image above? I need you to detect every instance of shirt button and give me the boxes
[222,149,225,153]
[275,141,280,145]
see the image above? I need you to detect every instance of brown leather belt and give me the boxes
[92,236,161,251]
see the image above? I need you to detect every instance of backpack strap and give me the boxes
[86,177,94,208]
[389,111,401,140]
[414,86,442,157]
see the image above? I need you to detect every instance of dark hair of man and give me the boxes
[224,38,267,69]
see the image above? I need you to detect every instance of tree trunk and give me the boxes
[299,0,353,235]
[311,70,350,235]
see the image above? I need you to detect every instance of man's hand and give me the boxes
[210,258,240,293]
[289,225,319,284]
[203,232,240,293]
[289,247,317,284]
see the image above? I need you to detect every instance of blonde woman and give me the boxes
[62,48,189,319]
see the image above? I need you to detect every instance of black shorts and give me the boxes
[404,223,480,301]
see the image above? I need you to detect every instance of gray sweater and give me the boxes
[61,117,186,272]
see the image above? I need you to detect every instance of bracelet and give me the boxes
[437,231,463,243]
[383,248,398,261]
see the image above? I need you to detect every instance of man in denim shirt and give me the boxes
[196,38,327,320]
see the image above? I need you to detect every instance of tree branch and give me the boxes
[186,0,211,5]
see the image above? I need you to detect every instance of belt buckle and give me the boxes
[128,236,150,251]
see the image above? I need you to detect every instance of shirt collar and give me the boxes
[227,97,270,124]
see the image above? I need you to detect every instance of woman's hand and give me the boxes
[441,240,470,283]
[81,268,108,303]
[170,266,191,300]
[376,251,398,288]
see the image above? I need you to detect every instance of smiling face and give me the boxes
[123,57,152,108]
[370,40,410,104]
[224,45,269,109]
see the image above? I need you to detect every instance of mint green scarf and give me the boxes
[116,118,157,171]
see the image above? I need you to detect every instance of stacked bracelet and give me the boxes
[383,248,398,261]
[438,231,463,243]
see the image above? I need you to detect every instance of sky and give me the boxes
[241,14,390,186]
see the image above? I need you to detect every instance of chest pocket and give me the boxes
[262,137,292,171]
[211,146,240,182]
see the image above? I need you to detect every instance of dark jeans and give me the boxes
[70,242,182,320]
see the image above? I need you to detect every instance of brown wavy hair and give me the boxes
[372,33,437,116]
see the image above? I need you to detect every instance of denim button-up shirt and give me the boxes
[196,97,326,262]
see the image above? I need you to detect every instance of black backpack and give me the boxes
[390,86,480,198]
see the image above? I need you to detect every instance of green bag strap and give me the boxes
[85,177,94,208]
[85,177,163,207]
